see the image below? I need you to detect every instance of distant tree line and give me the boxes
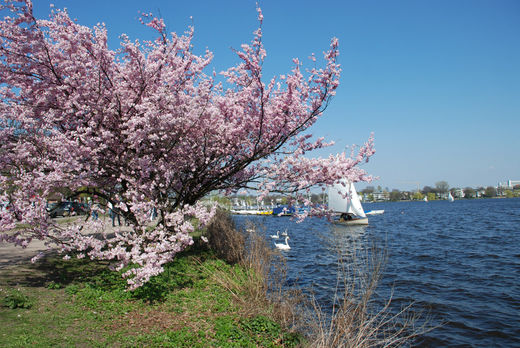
[226,182,518,205]
[360,181,519,202]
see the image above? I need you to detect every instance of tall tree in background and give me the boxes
[463,187,476,198]
[435,181,450,195]
[389,189,402,201]
[422,186,434,194]
[484,187,497,198]
[0,1,374,288]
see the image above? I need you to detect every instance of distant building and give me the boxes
[400,191,413,200]
[498,180,520,189]
[453,189,464,198]
[437,192,449,200]
[372,191,389,202]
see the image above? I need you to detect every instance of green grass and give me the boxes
[0,248,303,347]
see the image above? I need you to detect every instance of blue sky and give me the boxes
[32,0,520,191]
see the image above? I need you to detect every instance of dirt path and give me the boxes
[0,216,134,270]
[0,239,50,270]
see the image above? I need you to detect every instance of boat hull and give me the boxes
[334,217,369,225]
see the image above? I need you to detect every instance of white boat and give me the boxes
[423,195,428,202]
[366,209,385,215]
[448,192,454,202]
[328,180,369,225]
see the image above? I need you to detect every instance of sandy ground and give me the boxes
[0,239,50,270]
[0,216,133,270]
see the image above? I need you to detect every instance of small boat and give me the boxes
[448,192,454,202]
[272,205,295,216]
[424,196,428,202]
[328,180,369,225]
[366,209,385,215]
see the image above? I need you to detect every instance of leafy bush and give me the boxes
[46,281,63,289]
[64,284,80,295]
[240,315,281,337]
[2,289,33,309]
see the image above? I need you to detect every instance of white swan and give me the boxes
[281,229,288,237]
[270,230,280,239]
[274,236,290,250]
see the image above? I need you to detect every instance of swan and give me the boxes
[274,236,290,250]
[281,229,288,237]
[270,230,280,239]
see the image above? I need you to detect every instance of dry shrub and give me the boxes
[241,223,309,330]
[308,233,432,347]
[205,209,244,264]
[203,211,430,347]
[203,211,307,331]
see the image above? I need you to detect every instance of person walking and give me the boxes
[108,201,121,227]
[90,200,99,221]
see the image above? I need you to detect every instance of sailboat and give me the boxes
[448,192,454,202]
[328,181,369,225]
[423,195,428,202]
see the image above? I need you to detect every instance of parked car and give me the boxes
[48,201,89,218]
[46,202,58,212]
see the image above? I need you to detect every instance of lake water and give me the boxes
[232,198,520,347]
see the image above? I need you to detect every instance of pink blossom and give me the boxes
[0,2,374,289]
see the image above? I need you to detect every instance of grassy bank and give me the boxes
[0,247,303,347]
[1,210,426,347]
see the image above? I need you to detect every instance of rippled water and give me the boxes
[233,198,520,347]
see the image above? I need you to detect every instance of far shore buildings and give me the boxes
[498,180,520,189]
[361,180,519,202]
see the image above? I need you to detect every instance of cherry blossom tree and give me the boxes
[0,0,375,289]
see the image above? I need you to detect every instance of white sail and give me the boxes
[448,192,454,202]
[328,181,366,218]
[328,182,348,213]
[347,182,367,218]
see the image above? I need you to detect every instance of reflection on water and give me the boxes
[329,224,367,254]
